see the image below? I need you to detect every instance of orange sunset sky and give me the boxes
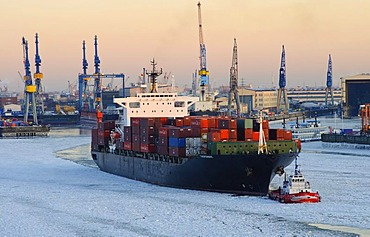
[1,0,370,92]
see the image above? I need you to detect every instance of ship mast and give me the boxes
[146,59,162,93]
[258,111,268,154]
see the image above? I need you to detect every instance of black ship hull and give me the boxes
[91,151,296,195]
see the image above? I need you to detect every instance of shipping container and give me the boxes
[98,129,110,138]
[183,116,191,126]
[141,134,155,144]
[158,126,170,137]
[140,143,156,153]
[263,129,269,141]
[156,145,168,155]
[140,126,155,136]
[252,131,260,141]
[269,129,278,140]
[245,128,253,140]
[116,141,124,150]
[131,117,140,127]
[220,129,229,140]
[123,142,132,150]
[284,130,292,140]
[185,137,202,148]
[97,137,109,146]
[186,147,201,157]
[229,129,237,140]
[276,129,285,139]
[97,121,115,130]
[157,136,168,146]
[169,137,186,148]
[169,127,187,138]
[168,147,186,157]
[208,131,221,142]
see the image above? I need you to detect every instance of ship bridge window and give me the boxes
[129,102,140,108]
[175,101,185,107]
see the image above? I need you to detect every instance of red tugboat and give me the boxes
[269,157,321,203]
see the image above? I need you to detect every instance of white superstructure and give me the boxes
[114,92,198,127]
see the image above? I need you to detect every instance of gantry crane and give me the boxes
[228,38,241,117]
[34,33,44,114]
[22,37,38,124]
[325,54,334,107]
[277,45,288,113]
[78,36,124,112]
[197,2,209,102]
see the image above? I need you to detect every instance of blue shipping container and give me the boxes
[169,137,186,148]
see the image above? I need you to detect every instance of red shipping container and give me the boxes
[220,129,229,140]
[156,145,168,155]
[97,121,115,130]
[124,126,131,135]
[252,132,260,141]
[169,127,187,138]
[141,126,155,136]
[123,142,132,150]
[245,128,253,140]
[131,117,140,127]
[168,147,186,157]
[132,142,140,152]
[98,129,110,138]
[284,131,292,140]
[157,136,168,146]
[158,127,170,137]
[277,129,285,138]
[191,127,201,137]
[183,127,193,137]
[132,126,140,135]
[183,116,191,126]
[262,120,269,129]
[229,129,237,139]
[132,134,140,143]
[175,118,184,127]
[141,134,155,144]
[208,131,221,142]
[140,143,156,153]
[159,117,168,125]
[230,119,237,129]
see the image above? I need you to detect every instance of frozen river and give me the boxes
[0,126,369,236]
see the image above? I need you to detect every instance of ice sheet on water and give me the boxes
[0,129,368,236]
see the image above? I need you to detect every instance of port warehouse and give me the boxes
[1,73,370,117]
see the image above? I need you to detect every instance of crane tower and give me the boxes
[22,37,38,124]
[325,54,334,107]
[197,2,209,101]
[228,38,241,117]
[277,45,289,113]
[34,33,44,114]
[93,35,102,110]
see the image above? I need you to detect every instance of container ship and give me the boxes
[91,62,300,195]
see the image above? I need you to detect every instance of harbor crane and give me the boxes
[277,45,288,113]
[34,33,44,114]
[227,38,241,117]
[78,36,124,112]
[325,54,334,107]
[197,2,209,101]
[21,37,38,124]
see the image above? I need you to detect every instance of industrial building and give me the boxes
[341,73,370,117]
